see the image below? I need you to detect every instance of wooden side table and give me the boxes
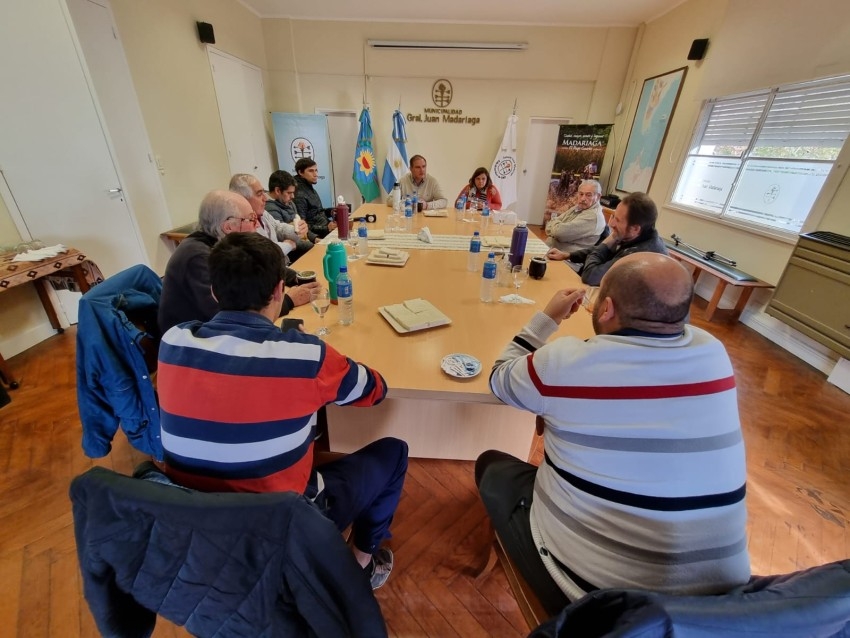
[0,248,94,388]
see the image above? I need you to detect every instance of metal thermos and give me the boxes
[335,196,349,240]
[508,221,528,268]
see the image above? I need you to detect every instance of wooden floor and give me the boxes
[1,297,849,636]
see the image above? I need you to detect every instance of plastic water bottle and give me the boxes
[391,182,401,210]
[404,197,413,232]
[411,193,419,214]
[336,266,354,325]
[480,252,497,303]
[481,203,490,235]
[508,221,528,268]
[468,231,481,272]
[357,218,369,257]
[455,196,466,221]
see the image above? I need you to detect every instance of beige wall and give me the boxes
[0,196,21,248]
[263,19,636,199]
[607,0,850,284]
[109,0,267,226]
[0,0,266,359]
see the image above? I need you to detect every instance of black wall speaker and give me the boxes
[196,21,215,44]
[687,38,709,61]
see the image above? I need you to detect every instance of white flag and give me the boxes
[491,114,518,209]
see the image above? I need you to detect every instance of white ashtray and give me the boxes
[441,353,482,379]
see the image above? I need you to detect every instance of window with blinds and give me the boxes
[672,75,850,235]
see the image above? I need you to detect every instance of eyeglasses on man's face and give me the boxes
[227,214,258,226]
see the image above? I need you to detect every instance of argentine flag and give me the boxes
[381,110,409,195]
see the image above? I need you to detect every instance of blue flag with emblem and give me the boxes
[353,107,380,203]
[381,110,409,195]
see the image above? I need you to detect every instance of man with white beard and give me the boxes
[544,179,607,253]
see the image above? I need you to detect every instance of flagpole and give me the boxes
[512,98,517,116]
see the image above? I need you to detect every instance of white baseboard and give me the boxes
[827,358,850,394]
[0,321,57,359]
[740,308,837,375]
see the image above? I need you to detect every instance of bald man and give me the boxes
[476,253,750,616]
[158,190,317,334]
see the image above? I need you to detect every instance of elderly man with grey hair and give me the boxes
[158,190,318,334]
[229,173,312,264]
[544,179,607,253]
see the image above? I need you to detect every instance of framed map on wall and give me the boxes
[616,66,687,193]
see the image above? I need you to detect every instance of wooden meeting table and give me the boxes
[284,204,593,461]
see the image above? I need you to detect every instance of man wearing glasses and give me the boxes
[158,190,318,334]
[229,173,312,264]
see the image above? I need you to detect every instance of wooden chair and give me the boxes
[476,414,550,629]
[479,529,549,630]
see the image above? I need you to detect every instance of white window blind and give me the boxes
[673,74,850,235]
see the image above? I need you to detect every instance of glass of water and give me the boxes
[311,288,331,336]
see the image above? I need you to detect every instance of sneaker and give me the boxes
[367,547,394,590]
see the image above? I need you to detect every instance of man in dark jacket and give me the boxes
[266,169,318,261]
[293,158,337,238]
[157,190,318,334]
[546,192,668,286]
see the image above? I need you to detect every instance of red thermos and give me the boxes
[335,196,350,240]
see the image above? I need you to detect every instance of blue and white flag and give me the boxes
[381,110,409,195]
[491,114,518,210]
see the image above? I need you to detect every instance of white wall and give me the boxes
[263,20,636,204]
[607,0,850,285]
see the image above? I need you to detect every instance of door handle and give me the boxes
[108,188,123,194]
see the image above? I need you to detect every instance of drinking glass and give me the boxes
[494,212,504,236]
[348,234,360,261]
[582,286,600,313]
[512,265,528,295]
[311,288,332,336]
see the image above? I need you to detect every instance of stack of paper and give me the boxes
[367,247,409,266]
[367,229,385,240]
[382,298,450,331]
[482,236,511,249]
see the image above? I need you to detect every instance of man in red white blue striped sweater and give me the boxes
[158,232,407,590]
[477,252,750,616]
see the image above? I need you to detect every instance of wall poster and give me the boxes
[545,124,613,216]
[616,66,687,193]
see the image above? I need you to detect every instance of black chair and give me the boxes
[529,560,850,638]
[70,465,387,638]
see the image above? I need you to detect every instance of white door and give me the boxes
[518,117,572,226]
[66,0,172,272]
[321,110,360,207]
[209,49,273,181]
[0,0,148,278]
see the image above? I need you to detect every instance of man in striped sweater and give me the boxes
[158,232,408,590]
[477,252,750,616]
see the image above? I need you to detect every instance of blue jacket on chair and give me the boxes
[76,264,162,459]
[70,466,387,638]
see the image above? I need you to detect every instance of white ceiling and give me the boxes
[236,0,687,27]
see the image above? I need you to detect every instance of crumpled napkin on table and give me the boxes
[417,226,433,244]
[499,294,534,305]
[12,244,68,262]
